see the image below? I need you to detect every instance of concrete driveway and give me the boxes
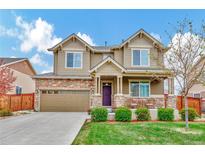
[0,112,88,145]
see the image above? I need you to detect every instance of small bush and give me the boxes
[115,107,131,122]
[91,107,108,122]
[135,108,150,121]
[0,108,13,117]
[180,108,199,121]
[158,108,174,121]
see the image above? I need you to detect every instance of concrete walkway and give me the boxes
[0,112,88,145]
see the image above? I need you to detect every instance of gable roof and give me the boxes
[114,29,166,50]
[48,33,95,51]
[47,29,168,53]
[0,57,36,75]
[0,58,26,65]
[90,56,127,73]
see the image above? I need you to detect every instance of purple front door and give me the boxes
[103,83,112,106]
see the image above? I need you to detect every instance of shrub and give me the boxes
[135,108,150,121]
[115,107,131,122]
[158,108,174,121]
[180,108,199,121]
[0,108,13,117]
[91,107,108,122]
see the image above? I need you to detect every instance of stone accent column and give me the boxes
[114,95,126,107]
[34,89,40,111]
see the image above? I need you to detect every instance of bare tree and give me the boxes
[0,60,16,94]
[165,19,205,129]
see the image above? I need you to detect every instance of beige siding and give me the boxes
[54,52,58,74]
[9,61,35,76]
[189,83,205,93]
[114,49,123,65]
[7,69,35,94]
[151,80,164,95]
[123,35,164,68]
[56,39,90,76]
[96,62,122,76]
[91,53,103,68]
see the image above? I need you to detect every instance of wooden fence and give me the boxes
[0,93,34,111]
[177,96,201,115]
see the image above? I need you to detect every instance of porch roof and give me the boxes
[89,56,127,73]
[90,56,172,78]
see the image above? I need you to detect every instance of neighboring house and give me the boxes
[188,57,205,98]
[0,58,36,94]
[187,57,205,113]
[33,29,174,112]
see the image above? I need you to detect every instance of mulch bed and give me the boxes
[0,111,33,120]
[86,119,205,123]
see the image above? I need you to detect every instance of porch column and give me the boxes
[117,76,120,94]
[120,76,123,94]
[168,77,174,95]
[95,76,98,94]
[98,76,101,94]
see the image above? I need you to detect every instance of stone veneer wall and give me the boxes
[90,95,102,107]
[166,95,177,109]
[34,78,94,111]
[113,95,165,109]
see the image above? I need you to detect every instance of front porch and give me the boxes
[89,56,174,109]
[90,75,171,109]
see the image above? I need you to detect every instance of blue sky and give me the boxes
[0,9,205,74]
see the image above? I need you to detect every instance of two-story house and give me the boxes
[33,29,174,112]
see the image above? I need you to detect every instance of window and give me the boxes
[193,93,200,98]
[42,90,47,94]
[66,52,82,68]
[16,86,22,94]
[132,49,149,66]
[130,81,150,97]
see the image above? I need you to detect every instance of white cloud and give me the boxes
[0,25,18,37]
[77,32,96,46]
[11,47,16,51]
[10,56,16,58]
[15,16,62,54]
[150,32,162,42]
[30,53,48,67]
[30,53,53,74]
[41,66,53,74]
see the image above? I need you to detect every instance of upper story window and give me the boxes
[130,81,150,97]
[65,51,83,68]
[16,86,22,94]
[131,49,149,66]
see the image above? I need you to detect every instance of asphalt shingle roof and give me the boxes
[0,57,26,65]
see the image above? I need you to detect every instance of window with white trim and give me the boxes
[16,86,22,94]
[66,52,82,68]
[130,81,150,97]
[193,93,200,98]
[132,49,149,66]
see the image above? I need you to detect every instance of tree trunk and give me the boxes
[184,95,189,130]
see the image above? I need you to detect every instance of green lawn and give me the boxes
[72,122,205,145]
